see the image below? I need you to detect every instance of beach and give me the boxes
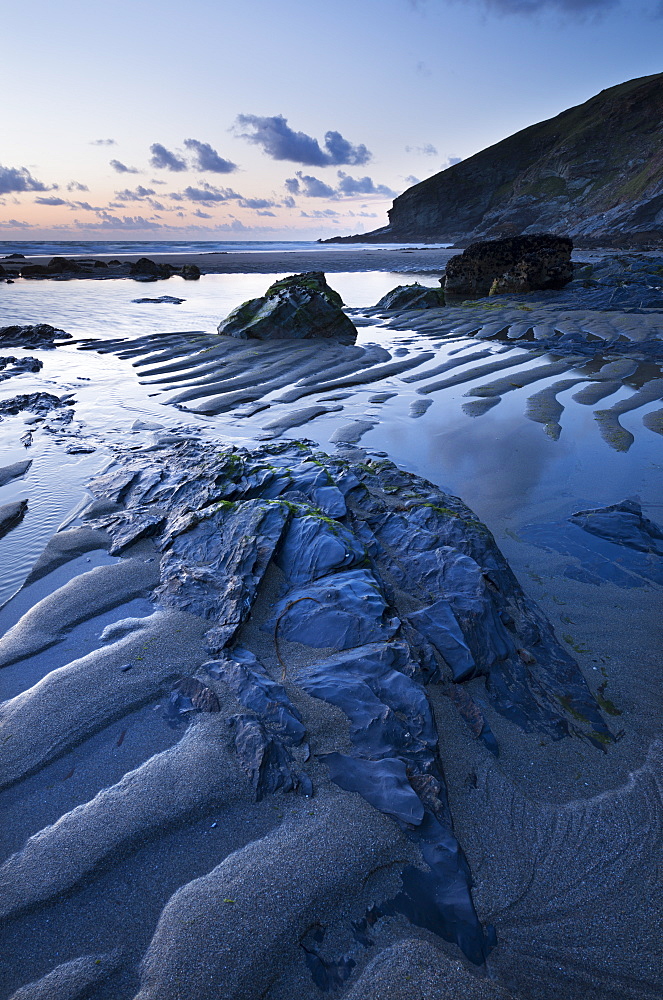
[0,242,661,1000]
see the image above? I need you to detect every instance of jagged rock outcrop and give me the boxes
[217,271,358,343]
[329,74,663,247]
[444,235,573,299]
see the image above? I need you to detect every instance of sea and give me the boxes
[0,239,453,258]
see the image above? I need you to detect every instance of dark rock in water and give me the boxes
[132,295,185,304]
[569,499,663,556]
[0,392,73,419]
[181,263,201,280]
[19,264,50,278]
[129,257,173,280]
[0,356,43,382]
[375,283,445,310]
[0,324,71,348]
[444,235,573,299]
[3,253,25,259]
[46,257,83,274]
[217,271,358,343]
[0,459,32,488]
[0,499,28,538]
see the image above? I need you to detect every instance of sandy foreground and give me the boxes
[0,251,661,1000]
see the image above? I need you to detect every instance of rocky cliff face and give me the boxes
[336,74,663,247]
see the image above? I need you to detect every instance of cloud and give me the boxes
[67,181,89,192]
[405,143,438,156]
[110,159,140,174]
[90,138,116,146]
[257,210,276,216]
[404,175,421,186]
[283,195,296,209]
[441,156,462,169]
[0,218,36,229]
[192,209,213,218]
[0,164,50,194]
[235,114,371,166]
[336,172,397,197]
[76,212,165,231]
[170,183,241,204]
[286,170,396,200]
[285,172,337,198]
[34,196,68,206]
[184,138,237,174]
[149,143,187,171]
[239,197,278,209]
[300,210,340,219]
[115,186,156,202]
[457,0,619,15]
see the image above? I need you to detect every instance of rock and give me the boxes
[129,257,173,280]
[3,253,25,259]
[180,263,201,280]
[375,283,445,310]
[19,264,49,278]
[0,460,32,488]
[217,271,358,343]
[0,356,43,382]
[132,295,185,305]
[46,257,83,275]
[0,324,71,348]
[444,234,573,299]
[0,499,28,539]
[0,393,73,419]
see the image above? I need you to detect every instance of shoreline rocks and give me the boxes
[444,235,574,299]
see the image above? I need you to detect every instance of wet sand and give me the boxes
[0,252,661,1000]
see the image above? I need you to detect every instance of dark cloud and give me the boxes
[192,209,213,218]
[90,138,116,146]
[115,186,156,202]
[235,114,371,166]
[336,172,397,197]
[283,195,296,209]
[34,196,68,206]
[0,165,50,195]
[67,181,89,192]
[110,159,140,174]
[257,210,276,217]
[405,143,438,156]
[149,143,187,172]
[184,139,237,174]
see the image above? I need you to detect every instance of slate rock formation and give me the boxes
[217,271,358,343]
[328,73,663,247]
[444,235,573,299]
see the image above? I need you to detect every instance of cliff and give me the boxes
[328,73,663,247]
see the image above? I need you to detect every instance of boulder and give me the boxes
[46,257,83,274]
[443,234,573,299]
[0,499,28,539]
[217,271,357,343]
[0,324,72,348]
[19,264,50,279]
[181,263,201,280]
[129,257,172,280]
[375,283,445,310]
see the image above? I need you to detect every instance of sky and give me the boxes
[1,0,661,242]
